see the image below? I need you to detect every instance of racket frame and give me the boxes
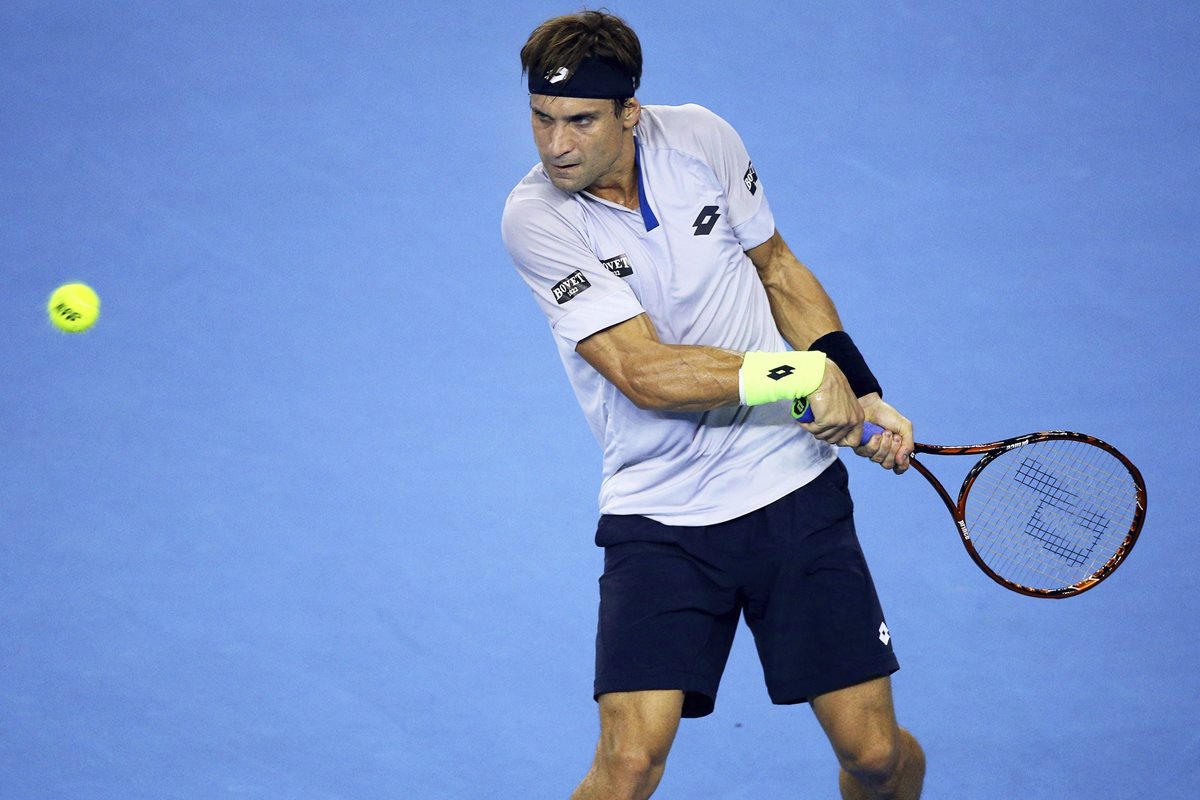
[908,430,1147,598]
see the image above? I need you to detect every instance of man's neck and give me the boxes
[585,135,639,210]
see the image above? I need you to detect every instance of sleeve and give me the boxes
[501,194,645,346]
[685,105,776,251]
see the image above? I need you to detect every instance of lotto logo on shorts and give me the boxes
[744,162,758,195]
[551,270,592,304]
[601,253,634,278]
[878,622,891,646]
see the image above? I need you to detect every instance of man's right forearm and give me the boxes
[747,231,844,351]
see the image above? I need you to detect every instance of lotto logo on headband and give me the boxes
[530,55,636,99]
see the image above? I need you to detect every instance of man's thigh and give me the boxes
[595,537,741,718]
[742,461,899,705]
[596,690,685,755]
[809,675,901,758]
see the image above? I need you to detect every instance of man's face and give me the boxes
[529,94,636,194]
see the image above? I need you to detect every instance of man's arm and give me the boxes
[575,312,863,446]
[745,230,843,350]
[574,313,741,412]
[746,230,914,472]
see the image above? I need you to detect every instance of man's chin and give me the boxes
[548,174,587,194]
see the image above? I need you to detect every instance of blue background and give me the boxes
[2,1,1197,797]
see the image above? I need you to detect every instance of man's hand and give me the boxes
[797,360,866,447]
[854,393,914,474]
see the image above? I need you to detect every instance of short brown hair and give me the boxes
[520,9,642,112]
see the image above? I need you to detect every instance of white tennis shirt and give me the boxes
[502,103,836,525]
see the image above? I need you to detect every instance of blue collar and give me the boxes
[634,137,659,232]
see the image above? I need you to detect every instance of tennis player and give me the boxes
[502,11,925,800]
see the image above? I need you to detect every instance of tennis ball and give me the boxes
[47,282,101,333]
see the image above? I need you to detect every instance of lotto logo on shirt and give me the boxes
[601,254,634,278]
[551,270,592,304]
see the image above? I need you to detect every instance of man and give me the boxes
[502,10,926,799]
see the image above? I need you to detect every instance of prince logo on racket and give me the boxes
[503,10,925,799]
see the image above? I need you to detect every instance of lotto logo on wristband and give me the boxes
[551,270,592,304]
[767,365,795,380]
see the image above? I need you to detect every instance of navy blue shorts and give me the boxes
[593,460,898,718]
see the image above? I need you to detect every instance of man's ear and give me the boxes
[623,98,641,129]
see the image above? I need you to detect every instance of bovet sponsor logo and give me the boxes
[551,270,592,304]
[744,162,759,195]
[601,253,633,278]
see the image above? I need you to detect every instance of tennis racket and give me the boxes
[794,403,1147,598]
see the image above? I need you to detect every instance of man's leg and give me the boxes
[810,676,925,800]
[572,690,684,800]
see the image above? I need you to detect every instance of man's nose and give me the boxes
[548,124,575,156]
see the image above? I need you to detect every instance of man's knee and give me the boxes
[838,730,902,785]
[838,727,923,793]
[596,698,677,774]
[585,727,673,800]
[591,691,682,792]
[598,741,667,781]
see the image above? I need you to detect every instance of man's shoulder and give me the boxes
[503,164,576,227]
[501,163,586,252]
[641,102,722,127]
[506,163,557,204]
[638,103,743,156]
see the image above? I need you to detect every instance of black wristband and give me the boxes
[808,331,883,399]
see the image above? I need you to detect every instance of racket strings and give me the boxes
[1011,458,1106,566]
[964,439,1139,592]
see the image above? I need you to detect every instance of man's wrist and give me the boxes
[739,351,826,406]
[808,331,881,398]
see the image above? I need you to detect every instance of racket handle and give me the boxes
[793,402,886,446]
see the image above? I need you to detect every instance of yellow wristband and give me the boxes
[739,351,826,406]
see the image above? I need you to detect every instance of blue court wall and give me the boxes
[2,2,1197,797]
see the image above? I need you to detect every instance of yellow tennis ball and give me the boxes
[48,282,101,333]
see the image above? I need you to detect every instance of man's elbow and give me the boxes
[621,361,675,411]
